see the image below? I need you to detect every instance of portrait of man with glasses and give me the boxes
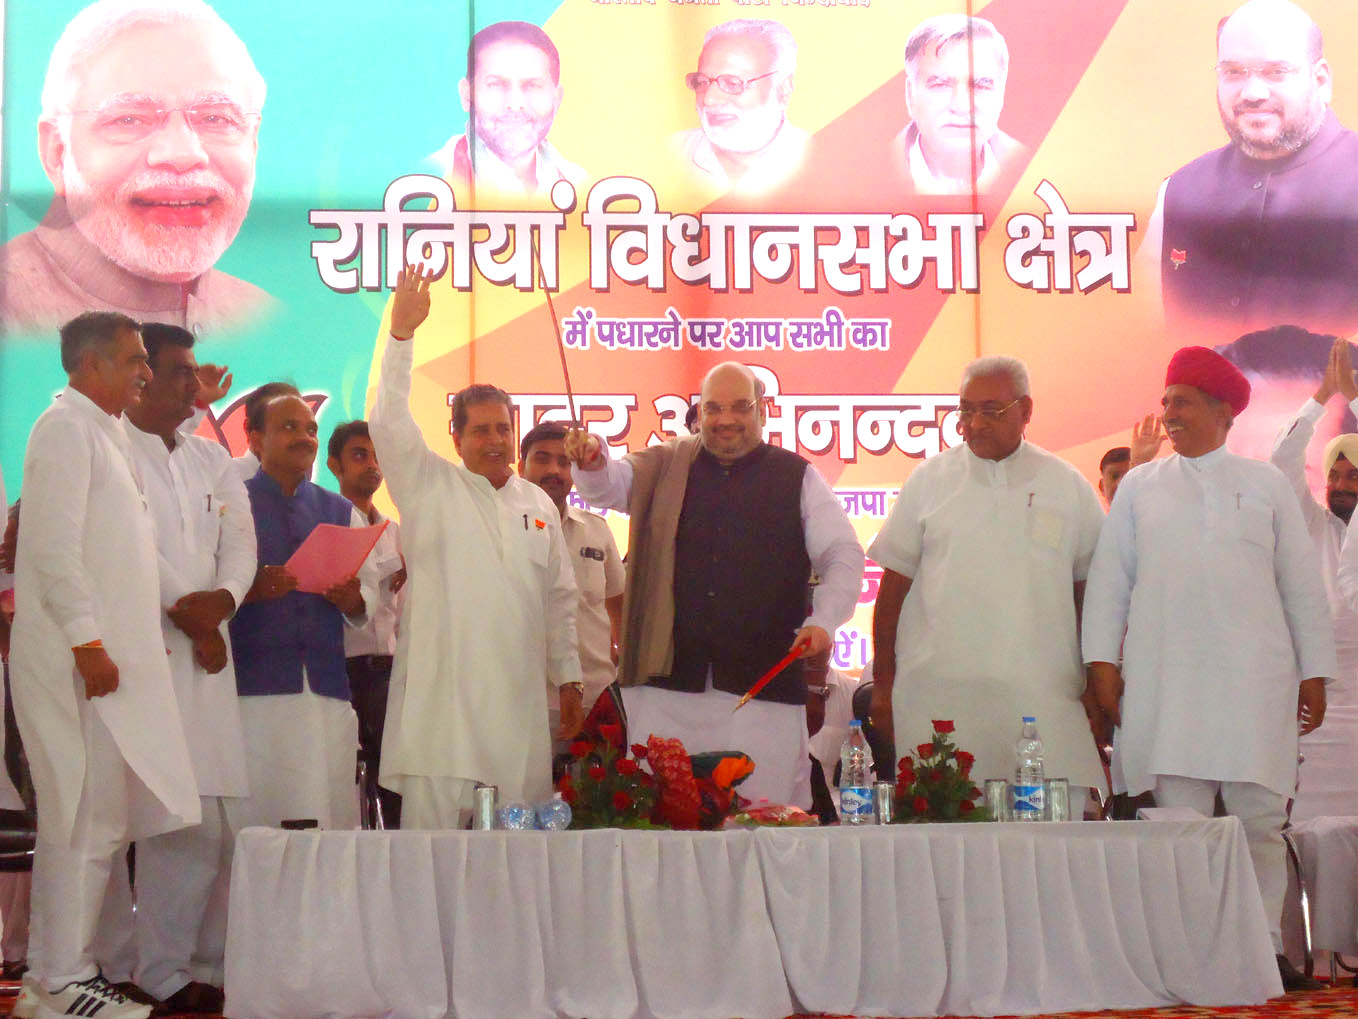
[0,0,272,335]
[672,18,808,197]
[1138,0,1358,341]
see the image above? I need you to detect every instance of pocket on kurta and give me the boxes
[1027,505,1066,550]
[1232,500,1275,550]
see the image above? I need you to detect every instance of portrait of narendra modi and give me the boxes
[0,0,273,335]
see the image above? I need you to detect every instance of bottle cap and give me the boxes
[1022,715,1036,723]
[849,719,862,728]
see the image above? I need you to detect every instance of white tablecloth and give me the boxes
[1288,815,1358,955]
[224,819,1281,1019]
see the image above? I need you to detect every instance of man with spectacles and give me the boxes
[892,14,1029,196]
[565,362,863,809]
[0,0,270,336]
[1139,0,1358,339]
[673,18,808,197]
[868,356,1107,806]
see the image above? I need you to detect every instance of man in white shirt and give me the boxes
[0,472,30,984]
[566,362,864,809]
[327,420,406,829]
[1084,345,1335,991]
[428,20,586,199]
[673,19,809,197]
[11,312,200,1019]
[1269,334,1358,822]
[370,268,582,829]
[123,324,254,1014]
[518,422,623,738]
[892,15,1029,196]
[868,356,1107,802]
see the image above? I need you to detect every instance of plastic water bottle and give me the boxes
[1011,716,1046,821]
[839,720,874,825]
[536,792,573,831]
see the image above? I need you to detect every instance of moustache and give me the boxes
[120,168,236,203]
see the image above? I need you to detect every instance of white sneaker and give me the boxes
[29,971,151,1019]
[11,975,37,1019]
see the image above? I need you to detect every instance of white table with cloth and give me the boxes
[223,819,1281,1019]
[1287,816,1358,959]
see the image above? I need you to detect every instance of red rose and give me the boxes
[616,758,639,776]
[916,742,935,760]
[959,800,975,814]
[932,720,955,734]
[612,791,633,811]
[967,785,982,798]
[955,751,975,774]
[912,796,929,815]
[599,724,624,748]
[569,740,591,760]
[561,787,579,805]
[588,765,606,782]
[630,743,649,760]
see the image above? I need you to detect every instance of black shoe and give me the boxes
[162,980,225,1014]
[1277,954,1323,992]
[113,981,169,1015]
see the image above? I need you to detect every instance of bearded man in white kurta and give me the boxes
[1084,346,1334,989]
[11,312,199,1019]
[868,356,1106,801]
[370,268,582,829]
[124,324,255,1013]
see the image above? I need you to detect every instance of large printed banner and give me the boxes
[3,0,1357,670]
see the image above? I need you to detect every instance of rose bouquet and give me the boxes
[893,719,989,822]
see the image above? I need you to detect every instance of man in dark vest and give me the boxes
[226,393,375,833]
[1140,0,1358,342]
[567,362,864,808]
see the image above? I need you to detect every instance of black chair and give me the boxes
[850,681,896,782]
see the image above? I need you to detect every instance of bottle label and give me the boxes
[1011,783,1045,817]
[840,786,873,820]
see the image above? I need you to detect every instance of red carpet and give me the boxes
[0,981,1352,1017]
[802,984,1358,1017]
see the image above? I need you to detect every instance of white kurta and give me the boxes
[561,505,624,712]
[127,426,254,798]
[1270,399,1358,822]
[867,441,1107,791]
[10,387,200,843]
[1083,447,1337,798]
[343,514,403,658]
[370,335,581,806]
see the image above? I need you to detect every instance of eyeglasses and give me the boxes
[956,397,1024,423]
[1215,62,1307,86]
[64,102,260,144]
[685,71,778,96]
[701,400,759,416]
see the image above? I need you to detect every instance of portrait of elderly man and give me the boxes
[0,0,271,336]
[892,14,1029,196]
[673,18,808,197]
[1140,0,1358,338]
[428,20,586,200]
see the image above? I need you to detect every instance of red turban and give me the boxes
[1164,346,1251,416]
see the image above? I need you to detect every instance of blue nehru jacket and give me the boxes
[229,471,354,700]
